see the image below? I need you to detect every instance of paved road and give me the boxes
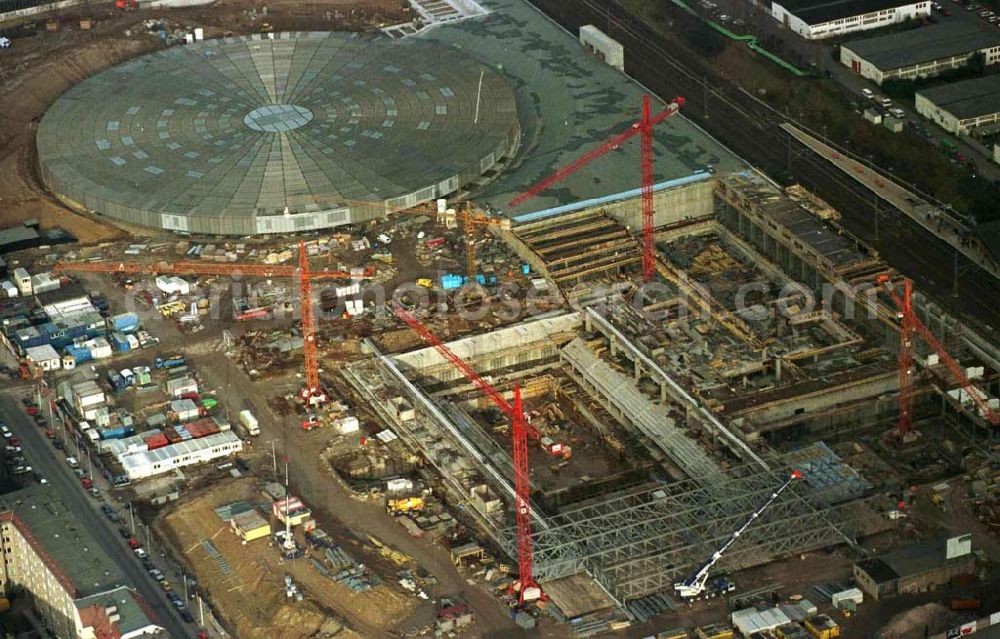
[0,391,193,639]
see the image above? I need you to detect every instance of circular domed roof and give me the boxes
[37,32,520,235]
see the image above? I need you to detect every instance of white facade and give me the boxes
[155,275,191,295]
[770,0,930,39]
[580,25,625,72]
[916,88,1000,135]
[166,376,198,398]
[12,267,31,296]
[843,44,1000,84]
[81,336,112,359]
[840,25,1000,85]
[119,430,243,480]
[25,344,61,371]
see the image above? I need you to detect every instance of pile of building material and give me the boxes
[304,528,382,592]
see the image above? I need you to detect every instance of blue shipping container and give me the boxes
[64,345,92,364]
[109,312,139,333]
[99,426,135,440]
[440,274,464,290]
[110,332,131,353]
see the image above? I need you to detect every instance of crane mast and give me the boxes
[675,470,803,599]
[876,275,999,434]
[52,240,345,404]
[392,305,543,603]
[508,95,685,282]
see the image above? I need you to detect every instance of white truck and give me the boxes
[238,410,260,437]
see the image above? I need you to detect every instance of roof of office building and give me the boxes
[843,22,1000,70]
[76,587,161,636]
[0,485,123,598]
[774,0,916,25]
[918,75,1000,120]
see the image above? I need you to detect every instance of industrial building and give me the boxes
[853,535,975,599]
[37,32,520,236]
[916,75,1000,136]
[0,485,162,639]
[840,22,1000,85]
[766,0,931,40]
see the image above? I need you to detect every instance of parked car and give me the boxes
[127,538,142,550]
[25,406,39,416]
[180,610,195,623]
[134,548,147,559]
[861,88,875,99]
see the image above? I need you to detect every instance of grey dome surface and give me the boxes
[37,32,520,235]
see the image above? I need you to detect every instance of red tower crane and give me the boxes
[508,95,685,281]
[392,305,543,603]
[877,275,999,438]
[52,241,370,404]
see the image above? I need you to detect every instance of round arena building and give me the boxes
[37,32,520,235]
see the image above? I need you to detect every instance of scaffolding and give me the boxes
[520,459,887,602]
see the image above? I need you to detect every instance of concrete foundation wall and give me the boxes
[392,312,581,381]
[602,179,715,231]
[734,371,898,425]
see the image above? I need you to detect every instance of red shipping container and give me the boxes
[145,434,169,450]
[164,427,182,444]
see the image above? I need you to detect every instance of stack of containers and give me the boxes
[175,424,192,441]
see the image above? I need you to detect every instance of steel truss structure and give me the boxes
[497,462,888,602]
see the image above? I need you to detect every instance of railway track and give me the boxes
[525,0,1000,331]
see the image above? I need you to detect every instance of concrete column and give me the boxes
[661,382,668,403]
[585,312,592,334]
[610,338,617,358]
[634,358,642,381]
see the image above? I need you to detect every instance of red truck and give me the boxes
[81,477,93,489]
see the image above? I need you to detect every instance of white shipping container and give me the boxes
[13,267,31,296]
[966,366,985,380]
[166,377,198,398]
[0,281,17,298]
[336,416,359,435]
[194,27,204,40]
[386,478,413,494]
[77,390,106,408]
[238,410,259,435]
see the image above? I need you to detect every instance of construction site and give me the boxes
[0,0,999,638]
